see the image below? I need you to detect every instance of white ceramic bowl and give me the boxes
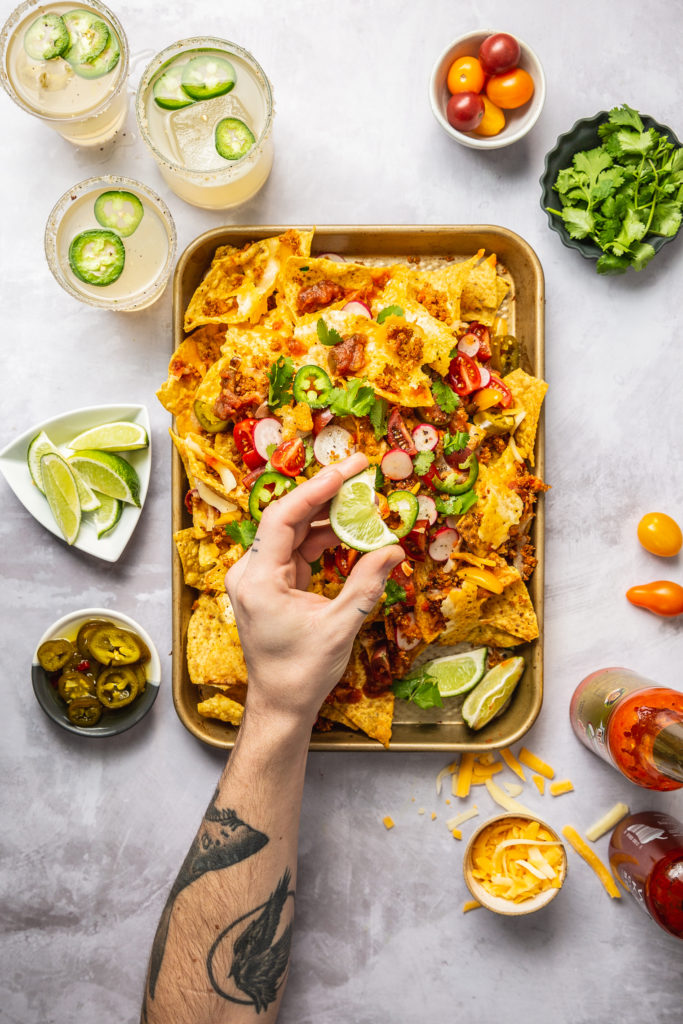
[32,607,161,737]
[429,30,546,150]
[0,403,151,562]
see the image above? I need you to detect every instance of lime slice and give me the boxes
[88,491,122,538]
[27,430,60,493]
[422,648,488,698]
[461,657,526,730]
[68,421,148,452]
[68,450,141,506]
[70,465,102,512]
[329,469,399,552]
[40,452,81,545]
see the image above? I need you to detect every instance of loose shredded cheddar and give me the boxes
[485,778,533,815]
[532,775,546,795]
[519,747,555,779]
[455,753,476,798]
[451,829,462,840]
[436,759,458,796]
[463,900,482,913]
[446,805,479,831]
[585,802,630,842]
[478,752,497,767]
[503,782,524,798]
[500,747,526,781]
[382,816,395,830]
[431,812,437,821]
[562,825,621,899]
[550,779,575,797]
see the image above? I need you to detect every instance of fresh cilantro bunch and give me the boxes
[392,666,443,709]
[548,104,683,274]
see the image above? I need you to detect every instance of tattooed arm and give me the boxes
[142,454,402,1024]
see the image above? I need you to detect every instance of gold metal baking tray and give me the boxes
[171,225,545,751]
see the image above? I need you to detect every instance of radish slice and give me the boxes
[313,424,354,465]
[381,448,414,480]
[417,494,437,526]
[412,423,439,451]
[254,401,270,418]
[253,417,283,460]
[319,252,346,262]
[458,334,480,357]
[445,516,460,530]
[428,527,459,562]
[478,365,491,388]
[395,612,421,651]
[342,300,372,318]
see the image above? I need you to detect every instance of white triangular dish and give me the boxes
[0,403,151,562]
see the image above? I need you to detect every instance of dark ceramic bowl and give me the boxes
[540,111,682,264]
[32,608,161,737]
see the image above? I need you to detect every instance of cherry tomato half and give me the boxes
[334,546,359,577]
[447,56,485,95]
[233,419,266,469]
[486,68,534,109]
[486,373,513,407]
[446,91,485,132]
[478,33,521,75]
[449,352,482,395]
[466,322,492,360]
[270,438,306,477]
[637,513,683,557]
[473,95,506,137]
[626,581,683,618]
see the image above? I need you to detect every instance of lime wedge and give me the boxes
[68,420,148,452]
[40,452,81,545]
[68,450,141,506]
[422,648,488,698]
[70,465,102,512]
[461,656,526,730]
[88,491,122,537]
[329,468,399,552]
[27,430,60,493]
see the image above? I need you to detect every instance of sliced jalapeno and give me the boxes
[490,334,521,376]
[248,471,296,522]
[67,697,102,727]
[96,666,140,709]
[433,455,479,495]
[37,638,77,673]
[58,669,97,702]
[76,619,107,657]
[385,490,419,539]
[293,365,333,409]
[193,398,230,433]
[88,625,147,666]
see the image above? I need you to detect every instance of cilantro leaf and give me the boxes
[383,578,407,610]
[267,356,295,408]
[412,450,435,476]
[431,378,460,414]
[225,520,258,548]
[377,304,404,324]
[629,241,656,272]
[316,317,344,347]
[328,377,376,417]
[443,431,469,456]
[604,104,644,132]
[596,253,630,275]
[561,206,595,239]
[369,396,388,440]
[392,670,443,710]
[650,201,683,237]
[435,490,478,516]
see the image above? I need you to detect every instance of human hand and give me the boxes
[226,453,403,729]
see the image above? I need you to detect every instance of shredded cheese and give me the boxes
[585,802,630,842]
[462,900,482,913]
[500,747,526,781]
[431,812,437,821]
[562,825,621,899]
[477,751,497,767]
[519,747,555,779]
[549,779,574,797]
[451,829,462,840]
[382,816,395,830]
[436,759,458,796]
[485,778,533,815]
[470,817,564,902]
[455,753,476,798]
[532,775,545,795]
[503,782,524,798]
[446,805,479,831]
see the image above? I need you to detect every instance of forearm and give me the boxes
[142,709,311,1024]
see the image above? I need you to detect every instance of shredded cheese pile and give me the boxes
[471,817,564,902]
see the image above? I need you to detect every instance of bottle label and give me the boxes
[570,669,661,765]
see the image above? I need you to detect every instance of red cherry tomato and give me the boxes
[449,352,482,395]
[334,546,359,577]
[389,564,416,605]
[233,418,259,454]
[270,438,305,477]
[467,322,492,360]
[478,33,521,75]
[387,408,418,455]
[242,448,266,470]
[486,68,534,109]
[637,513,683,557]
[626,581,683,618]
[399,521,428,562]
[446,91,485,132]
[447,56,485,95]
[486,373,513,408]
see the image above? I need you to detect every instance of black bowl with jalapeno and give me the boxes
[32,608,161,737]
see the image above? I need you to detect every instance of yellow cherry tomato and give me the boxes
[447,55,485,95]
[637,512,682,557]
[473,96,506,137]
[486,67,534,109]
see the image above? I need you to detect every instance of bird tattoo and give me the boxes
[228,869,293,1012]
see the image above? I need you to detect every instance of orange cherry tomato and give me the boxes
[447,55,485,95]
[626,581,683,618]
[637,513,683,557]
[473,95,506,137]
[486,67,534,109]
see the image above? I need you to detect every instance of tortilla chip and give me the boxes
[281,256,375,323]
[460,256,509,325]
[157,324,228,435]
[474,462,525,551]
[173,528,242,592]
[504,368,547,465]
[170,430,246,510]
[318,705,360,731]
[478,579,539,643]
[438,582,485,644]
[197,694,245,725]
[185,229,313,331]
[186,593,248,687]
[336,690,394,748]
[463,625,521,648]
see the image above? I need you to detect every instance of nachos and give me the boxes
[159,231,547,747]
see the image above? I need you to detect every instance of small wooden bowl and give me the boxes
[463,812,567,915]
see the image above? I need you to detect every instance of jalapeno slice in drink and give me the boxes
[37,638,77,673]
[67,697,102,727]
[215,117,256,160]
[293,365,333,409]
[68,230,125,287]
[96,666,140,709]
[181,55,236,100]
[248,472,296,522]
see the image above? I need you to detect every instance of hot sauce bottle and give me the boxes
[569,669,683,790]
[609,811,683,939]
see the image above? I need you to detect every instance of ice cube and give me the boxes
[20,56,73,94]
[167,93,254,171]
